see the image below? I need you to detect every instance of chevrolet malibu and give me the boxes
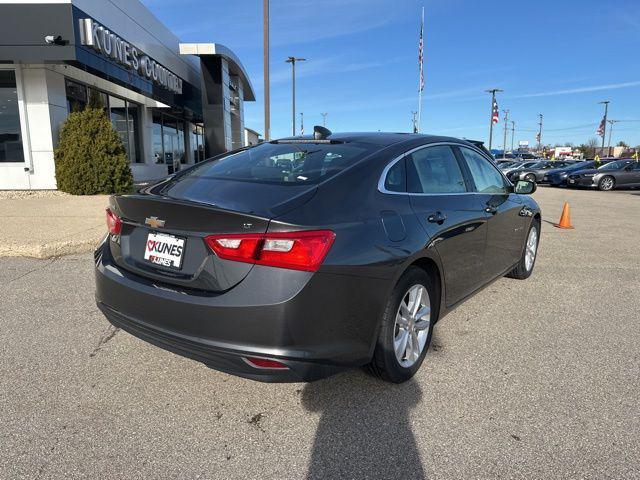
[567,159,640,190]
[95,129,541,383]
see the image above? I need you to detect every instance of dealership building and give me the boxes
[0,0,255,189]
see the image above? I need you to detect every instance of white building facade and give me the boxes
[0,0,255,190]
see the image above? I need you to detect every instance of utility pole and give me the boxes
[598,100,610,154]
[511,120,516,152]
[300,112,304,135]
[321,112,328,127]
[286,56,306,136]
[485,88,503,152]
[263,0,270,140]
[537,114,543,151]
[607,119,620,157]
[502,109,510,155]
[411,111,418,133]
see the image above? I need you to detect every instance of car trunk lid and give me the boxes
[107,180,316,292]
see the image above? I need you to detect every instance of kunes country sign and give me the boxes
[79,18,183,95]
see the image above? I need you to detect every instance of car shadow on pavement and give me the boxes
[301,370,426,480]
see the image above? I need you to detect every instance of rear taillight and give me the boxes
[105,208,122,235]
[204,230,335,272]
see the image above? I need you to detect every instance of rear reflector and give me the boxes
[243,357,289,370]
[105,208,122,235]
[205,230,335,272]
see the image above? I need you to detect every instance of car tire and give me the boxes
[525,173,536,183]
[366,267,437,383]
[598,176,615,191]
[506,220,540,280]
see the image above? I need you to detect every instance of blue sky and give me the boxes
[142,0,640,147]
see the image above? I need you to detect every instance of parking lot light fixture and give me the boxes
[286,56,306,136]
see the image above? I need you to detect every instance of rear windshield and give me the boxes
[181,142,375,185]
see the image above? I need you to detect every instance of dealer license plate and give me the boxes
[144,232,186,270]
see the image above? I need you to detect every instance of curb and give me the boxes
[0,237,103,259]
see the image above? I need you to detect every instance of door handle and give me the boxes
[485,206,498,215]
[427,211,447,224]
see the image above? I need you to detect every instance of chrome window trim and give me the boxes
[377,141,512,196]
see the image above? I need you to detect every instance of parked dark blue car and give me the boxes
[545,160,613,186]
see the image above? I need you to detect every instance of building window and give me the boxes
[109,95,128,154]
[65,79,87,112]
[88,88,108,110]
[0,70,24,163]
[153,112,164,164]
[65,79,142,163]
[108,95,141,164]
[190,123,205,163]
[126,103,141,164]
[152,112,189,171]
[177,120,186,164]
[162,115,177,169]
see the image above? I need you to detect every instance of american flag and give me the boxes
[418,11,424,92]
[491,98,499,124]
[596,117,606,137]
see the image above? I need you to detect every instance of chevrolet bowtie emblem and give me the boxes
[145,216,165,229]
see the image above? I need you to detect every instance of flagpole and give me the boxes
[417,7,424,133]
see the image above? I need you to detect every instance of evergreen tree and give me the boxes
[54,107,133,195]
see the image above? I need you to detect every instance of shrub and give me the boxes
[54,107,133,195]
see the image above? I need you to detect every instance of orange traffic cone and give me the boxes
[554,202,574,229]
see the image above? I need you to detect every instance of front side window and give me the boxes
[627,161,640,171]
[406,145,467,194]
[460,147,509,194]
[0,70,24,163]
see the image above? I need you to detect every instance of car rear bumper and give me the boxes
[94,241,389,382]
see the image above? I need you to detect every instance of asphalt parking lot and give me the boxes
[1,186,639,479]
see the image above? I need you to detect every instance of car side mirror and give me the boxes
[514,180,536,195]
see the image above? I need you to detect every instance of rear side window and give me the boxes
[384,159,406,192]
[181,142,374,185]
[459,147,509,194]
[406,146,467,194]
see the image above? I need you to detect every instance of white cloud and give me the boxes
[512,81,640,98]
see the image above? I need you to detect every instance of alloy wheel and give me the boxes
[393,284,431,368]
[525,227,538,271]
[600,177,614,191]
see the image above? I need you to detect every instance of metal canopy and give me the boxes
[179,43,256,101]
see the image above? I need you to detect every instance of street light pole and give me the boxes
[607,119,619,156]
[300,112,304,135]
[263,0,270,140]
[321,112,328,127]
[286,56,306,136]
[537,114,543,151]
[511,120,515,152]
[599,100,610,154]
[485,88,502,152]
[502,109,510,154]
